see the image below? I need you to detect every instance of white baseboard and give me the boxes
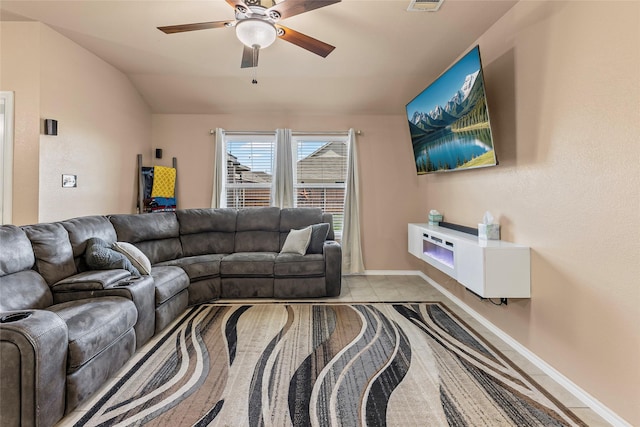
[363,270,419,276]
[363,270,629,427]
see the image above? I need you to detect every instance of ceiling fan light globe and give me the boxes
[236,19,277,49]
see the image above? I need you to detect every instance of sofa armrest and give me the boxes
[51,270,131,292]
[52,275,156,349]
[0,309,68,427]
[323,240,342,297]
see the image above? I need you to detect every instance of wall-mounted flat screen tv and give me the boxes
[405,45,497,174]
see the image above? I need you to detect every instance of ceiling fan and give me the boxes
[158,0,341,71]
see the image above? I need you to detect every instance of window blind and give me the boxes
[226,138,275,208]
[294,139,348,238]
[220,133,349,239]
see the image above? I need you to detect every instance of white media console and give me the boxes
[408,223,531,298]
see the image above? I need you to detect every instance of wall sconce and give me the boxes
[44,119,58,136]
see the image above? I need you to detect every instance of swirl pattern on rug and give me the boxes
[75,303,585,426]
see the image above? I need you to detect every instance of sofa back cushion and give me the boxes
[235,207,280,253]
[60,215,117,271]
[177,208,237,256]
[109,212,183,264]
[0,225,53,310]
[0,225,36,276]
[22,223,77,285]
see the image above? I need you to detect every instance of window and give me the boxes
[293,136,348,239]
[220,132,348,240]
[225,134,275,209]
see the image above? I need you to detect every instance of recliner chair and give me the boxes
[0,224,138,426]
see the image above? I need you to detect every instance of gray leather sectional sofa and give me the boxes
[0,207,341,427]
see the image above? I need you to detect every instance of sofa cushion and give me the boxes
[22,223,76,285]
[177,208,237,234]
[274,253,325,277]
[306,223,330,254]
[177,208,237,257]
[149,266,190,306]
[49,297,137,372]
[235,207,280,253]
[110,212,179,242]
[180,232,236,257]
[235,231,280,253]
[221,252,276,277]
[280,227,312,255]
[158,254,225,280]
[0,225,35,276]
[0,270,53,311]
[60,216,117,260]
[110,213,183,264]
[279,208,323,232]
[112,242,152,275]
[133,239,183,266]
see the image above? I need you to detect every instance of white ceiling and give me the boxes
[0,0,517,115]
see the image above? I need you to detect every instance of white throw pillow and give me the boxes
[112,242,152,275]
[280,227,312,255]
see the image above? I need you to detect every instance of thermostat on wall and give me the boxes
[62,174,77,188]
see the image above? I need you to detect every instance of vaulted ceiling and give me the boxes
[1,0,517,115]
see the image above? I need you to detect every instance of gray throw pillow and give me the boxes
[307,223,330,254]
[85,237,140,276]
[280,226,313,255]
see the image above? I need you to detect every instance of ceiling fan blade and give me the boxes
[275,25,335,58]
[241,45,258,68]
[158,21,233,34]
[266,0,341,21]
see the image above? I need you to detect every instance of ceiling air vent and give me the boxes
[407,0,444,12]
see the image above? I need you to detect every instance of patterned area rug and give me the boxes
[76,303,585,426]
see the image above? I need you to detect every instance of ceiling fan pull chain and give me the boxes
[252,45,259,84]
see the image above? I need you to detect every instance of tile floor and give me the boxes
[60,274,612,426]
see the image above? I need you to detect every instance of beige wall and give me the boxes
[0,23,41,225]
[0,22,151,225]
[408,1,639,424]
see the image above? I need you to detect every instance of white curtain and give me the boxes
[272,128,294,208]
[211,128,227,208]
[342,128,365,274]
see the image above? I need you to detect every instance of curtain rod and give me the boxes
[210,130,362,136]
[212,130,275,136]
[292,131,350,136]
